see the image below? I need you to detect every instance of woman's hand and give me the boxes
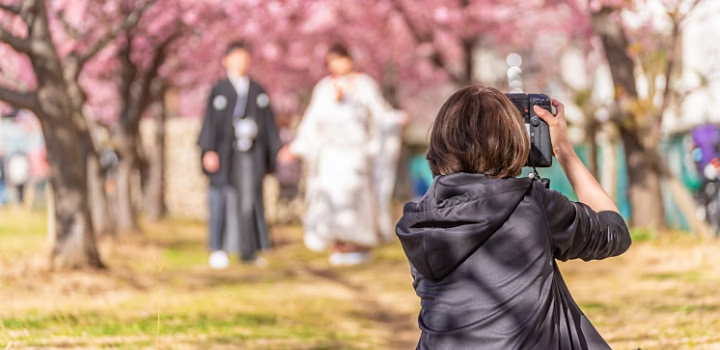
[202,151,220,173]
[533,99,573,161]
[278,145,298,163]
[398,111,410,126]
[535,99,619,213]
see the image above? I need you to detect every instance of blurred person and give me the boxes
[29,146,49,211]
[691,123,720,233]
[6,150,30,206]
[396,86,631,349]
[279,43,407,266]
[197,41,282,268]
[409,154,433,202]
[0,147,6,207]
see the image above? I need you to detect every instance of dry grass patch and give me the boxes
[0,211,719,349]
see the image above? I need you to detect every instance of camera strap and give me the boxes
[528,171,551,189]
[526,121,550,189]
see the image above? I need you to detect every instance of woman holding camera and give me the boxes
[396,86,630,349]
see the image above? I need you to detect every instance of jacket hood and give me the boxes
[396,173,533,280]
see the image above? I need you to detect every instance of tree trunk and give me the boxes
[22,0,105,267]
[461,39,475,86]
[587,122,599,179]
[666,177,714,238]
[584,107,600,179]
[47,182,55,245]
[382,63,411,202]
[592,6,666,229]
[87,152,115,236]
[40,113,104,269]
[144,101,166,221]
[114,127,141,233]
[599,128,618,201]
[619,128,666,229]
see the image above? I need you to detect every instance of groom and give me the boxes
[197,41,282,268]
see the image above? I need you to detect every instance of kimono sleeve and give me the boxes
[197,86,218,153]
[261,90,282,173]
[541,185,631,262]
[360,75,402,129]
[289,82,323,159]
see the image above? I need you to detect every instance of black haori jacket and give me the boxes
[396,173,631,350]
[197,78,282,187]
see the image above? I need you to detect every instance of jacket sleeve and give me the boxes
[197,86,217,176]
[261,89,282,173]
[541,185,631,262]
[362,75,399,123]
[289,81,323,159]
[197,86,217,153]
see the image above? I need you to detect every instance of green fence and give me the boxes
[408,133,705,231]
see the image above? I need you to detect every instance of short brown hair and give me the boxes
[225,41,252,56]
[327,43,351,59]
[427,85,529,178]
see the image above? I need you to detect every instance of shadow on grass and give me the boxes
[299,266,417,349]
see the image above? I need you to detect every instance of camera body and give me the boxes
[505,93,555,168]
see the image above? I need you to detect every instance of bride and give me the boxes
[279,43,406,266]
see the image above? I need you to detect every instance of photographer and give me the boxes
[396,86,631,349]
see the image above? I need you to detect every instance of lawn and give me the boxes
[1,210,720,349]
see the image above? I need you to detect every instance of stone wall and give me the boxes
[140,118,207,219]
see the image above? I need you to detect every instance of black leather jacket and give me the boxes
[396,173,631,350]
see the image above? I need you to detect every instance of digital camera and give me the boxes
[505,93,555,168]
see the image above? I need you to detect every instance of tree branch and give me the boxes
[0,85,38,112]
[388,0,463,84]
[76,0,155,68]
[0,26,32,53]
[654,11,682,137]
[91,117,113,130]
[0,3,20,15]
[132,32,179,129]
[686,0,704,17]
[56,10,83,39]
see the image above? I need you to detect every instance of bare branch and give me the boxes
[0,85,37,112]
[688,0,704,13]
[673,73,720,106]
[90,117,113,130]
[388,0,463,85]
[56,10,83,39]
[677,0,706,26]
[76,0,155,68]
[0,3,20,15]
[132,32,180,128]
[0,26,32,53]
[654,12,682,133]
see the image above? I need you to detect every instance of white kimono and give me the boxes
[290,73,403,250]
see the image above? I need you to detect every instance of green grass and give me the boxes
[630,227,657,242]
[641,270,704,282]
[1,310,351,348]
[1,211,720,349]
[0,212,410,349]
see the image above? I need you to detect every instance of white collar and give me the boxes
[227,71,250,95]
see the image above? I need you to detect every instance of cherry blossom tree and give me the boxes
[106,1,185,231]
[585,0,711,231]
[0,0,153,269]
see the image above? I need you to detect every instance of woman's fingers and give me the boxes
[533,105,555,125]
[534,99,566,125]
[551,99,565,121]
